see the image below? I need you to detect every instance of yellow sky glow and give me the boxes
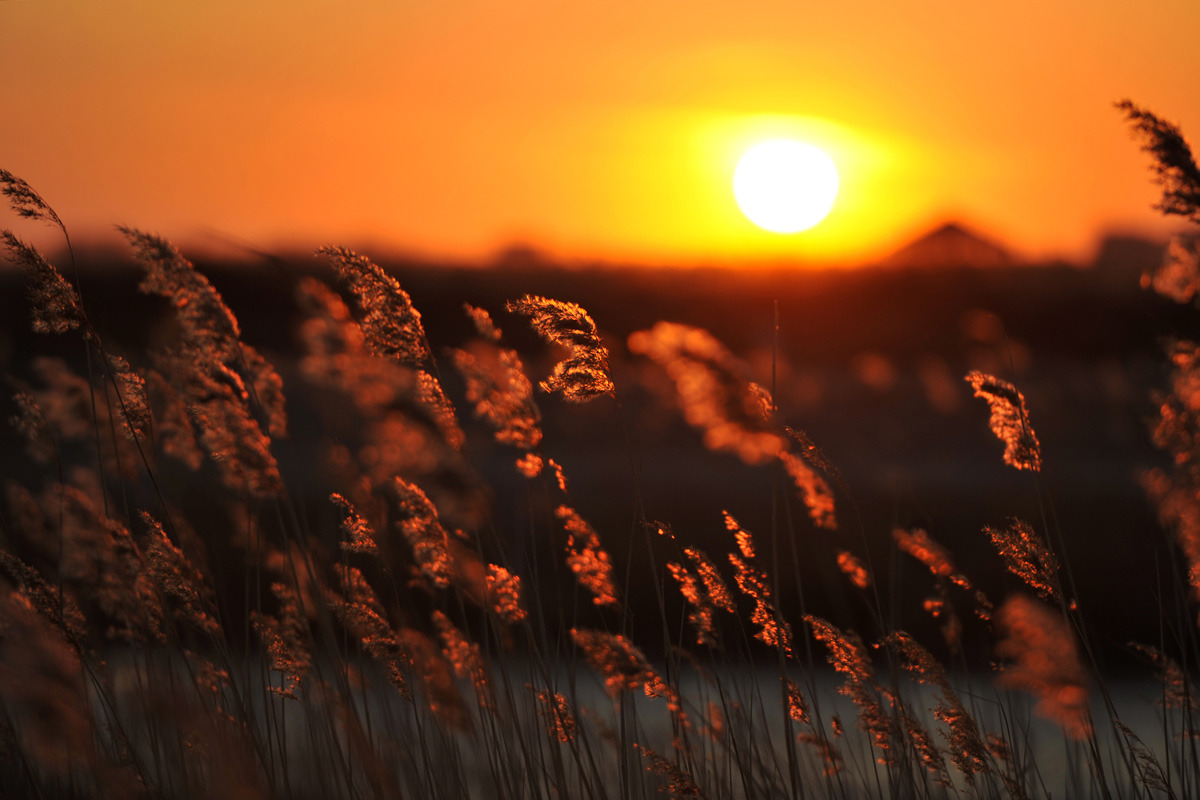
[2,0,1198,267]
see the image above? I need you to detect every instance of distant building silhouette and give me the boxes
[881,221,1014,269]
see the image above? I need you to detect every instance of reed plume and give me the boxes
[452,304,543,460]
[726,513,791,653]
[835,550,871,590]
[252,581,313,700]
[632,744,703,799]
[2,231,84,335]
[485,564,527,624]
[629,322,836,528]
[965,371,1042,471]
[389,478,456,589]
[557,504,619,608]
[529,686,577,742]
[331,492,379,555]
[570,629,684,724]
[317,245,430,365]
[140,511,221,638]
[994,594,1092,740]
[506,294,614,402]
[432,610,494,711]
[884,631,991,783]
[1117,100,1200,223]
[984,518,1060,602]
[667,561,718,646]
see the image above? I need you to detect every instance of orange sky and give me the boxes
[3,1,1198,267]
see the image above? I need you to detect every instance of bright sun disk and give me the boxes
[733,139,839,234]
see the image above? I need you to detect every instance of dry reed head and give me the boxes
[1128,642,1191,709]
[683,547,735,614]
[667,561,718,646]
[883,631,991,783]
[779,451,837,530]
[140,511,221,638]
[556,504,619,608]
[432,610,494,711]
[892,527,971,590]
[529,686,577,742]
[56,485,164,643]
[632,744,702,799]
[331,492,378,555]
[397,626,472,731]
[506,294,614,402]
[317,245,430,365]
[783,677,810,724]
[416,369,465,451]
[123,227,241,360]
[1143,237,1200,304]
[0,169,65,230]
[326,570,411,699]
[570,628,671,701]
[628,322,783,464]
[252,581,313,700]
[9,390,57,464]
[729,552,791,654]
[389,478,456,589]
[452,307,543,452]
[835,550,871,590]
[805,619,898,765]
[121,229,287,494]
[108,354,151,442]
[1117,99,1200,224]
[965,371,1042,471]
[725,511,756,559]
[898,705,951,786]
[629,323,837,526]
[484,564,527,624]
[0,589,94,777]
[984,518,1060,602]
[3,231,84,335]
[994,593,1092,740]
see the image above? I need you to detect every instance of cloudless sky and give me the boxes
[3,0,1198,266]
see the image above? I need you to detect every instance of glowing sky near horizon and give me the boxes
[2,0,1198,267]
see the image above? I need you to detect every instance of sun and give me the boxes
[733,139,839,234]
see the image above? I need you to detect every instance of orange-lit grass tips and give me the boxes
[389,478,455,589]
[994,594,1092,740]
[628,322,783,464]
[784,677,810,724]
[892,528,972,590]
[507,294,613,403]
[667,561,718,646]
[724,511,755,559]
[484,564,527,624]
[432,610,493,711]
[633,744,703,799]
[729,553,791,654]
[984,518,1060,602]
[883,631,991,783]
[836,551,871,590]
[528,686,577,742]
[317,245,429,366]
[557,505,619,608]
[965,371,1042,471]
[684,547,735,613]
[330,493,377,556]
[569,629,676,707]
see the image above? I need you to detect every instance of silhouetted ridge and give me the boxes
[882,221,1014,269]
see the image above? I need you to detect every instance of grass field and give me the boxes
[0,101,1198,799]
